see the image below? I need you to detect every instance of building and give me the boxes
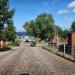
[0,40,5,48]
[16,32,28,39]
[68,32,75,55]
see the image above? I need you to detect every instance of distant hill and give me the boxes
[16,32,28,36]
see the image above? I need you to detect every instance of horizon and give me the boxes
[10,0,75,32]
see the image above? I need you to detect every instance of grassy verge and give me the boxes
[37,42,44,47]
[0,41,21,52]
[7,41,20,48]
[42,45,54,52]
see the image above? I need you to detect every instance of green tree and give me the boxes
[62,29,69,39]
[35,13,55,40]
[55,26,69,39]
[23,20,38,37]
[71,21,75,32]
[55,26,63,37]
[4,20,16,42]
[0,0,15,40]
[23,13,55,40]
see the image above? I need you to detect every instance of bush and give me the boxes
[12,42,20,46]
[7,41,20,48]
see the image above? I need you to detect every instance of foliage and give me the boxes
[55,26,69,39]
[4,20,16,42]
[7,41,20,48]
[23,13,55,40]
[71,21,75,32]
[36,13,55,40]
[0,0,15,41]
[23,20,38,37]
[62,29,69,39]
[55,26,63,37]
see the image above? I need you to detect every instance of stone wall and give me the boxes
[68,32,75,55]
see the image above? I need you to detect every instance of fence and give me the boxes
[48,42,75,61]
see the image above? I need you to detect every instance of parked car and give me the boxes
[26,39,33,42]
[31,42,36,47]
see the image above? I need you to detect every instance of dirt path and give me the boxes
[0,43,75,75]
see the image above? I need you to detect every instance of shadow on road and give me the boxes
[20,73,30,75]
[0,47,11,52]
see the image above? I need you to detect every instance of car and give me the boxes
[25,39,29,42]
[31,42,36,47]
[26,39,33,42]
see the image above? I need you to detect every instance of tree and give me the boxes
[4,20,16,42]
[23,13,55,40]
[55,26,63,37]
[35,13,55,40]
[71,21,75,32]
[55,26,69,39]
[62,29,69,39]
[23,20,38,37]
[0,0,15,40]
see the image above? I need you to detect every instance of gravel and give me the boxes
[0,43,75,75]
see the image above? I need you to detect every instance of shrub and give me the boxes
[7,41,20,48]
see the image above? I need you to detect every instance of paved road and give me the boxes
[0,43,75,75]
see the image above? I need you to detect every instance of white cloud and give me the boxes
[68,1,75,8]
[58,9,69,14]
[58,1,75,14]
[58,9,75,14]
[72,8,75,13]
[64,16,73,21]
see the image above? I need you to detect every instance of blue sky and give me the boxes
[10,0,75,32]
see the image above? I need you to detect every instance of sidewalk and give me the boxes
[54,51,75,62]
[43,45,75,62]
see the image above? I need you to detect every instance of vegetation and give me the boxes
[4,20,16,42]
[23,13,55,40]
[71,21,75,32]
[0,0,16,41]
[55,26,69,39]
[7,41,20,48]
[23,13,70,40]
[0,0,74,45]
[62,29,69,39]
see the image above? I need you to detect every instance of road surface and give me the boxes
[0,43,75,75]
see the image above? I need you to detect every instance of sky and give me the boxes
[10,0,75,32]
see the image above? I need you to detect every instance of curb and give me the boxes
[42,47,75,63]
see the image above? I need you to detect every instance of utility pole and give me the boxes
[64,44,66,55]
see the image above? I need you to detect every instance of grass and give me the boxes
[7,41,20,48]
[36,42,44,47]
[42,45,54,52]
[0,41,20,52]
[7,45,17,48]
